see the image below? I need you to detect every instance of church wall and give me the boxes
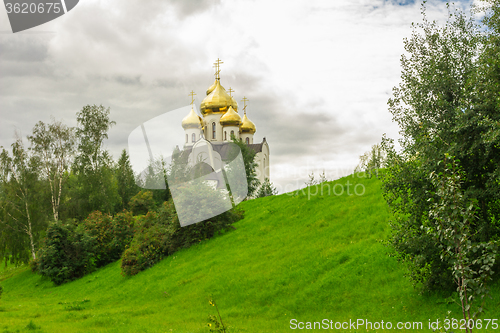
[203,113,223,142]
[240,133,254,144]
[254,151,265,184]
[184,128,202,147]
[223,125,240,141]
[262,141,270,179]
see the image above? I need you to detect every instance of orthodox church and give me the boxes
[180,59,270,187]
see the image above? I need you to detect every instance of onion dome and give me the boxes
[240,112,256,134]
[200,80,238,115]
[220,106,242,127]
[181,107,202,129]
[206,80,217,95]
[230,96,239,112]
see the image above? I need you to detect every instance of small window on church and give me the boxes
[245,137,249,144]
[231,130,234,139]
[192,133,196,143]
[224,131,227,141]
[212,122,216,139]
[185,134,188,143]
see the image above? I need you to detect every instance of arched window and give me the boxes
[230,130,234,139]
[212,122,216,140]
[185,134,188,143]
[224,131,227,141]
[245,137,249,144]
[192,133,196,143]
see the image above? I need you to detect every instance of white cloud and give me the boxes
[0,0,475,192]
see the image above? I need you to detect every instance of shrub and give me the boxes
[121,200,242,276]
[36,220,96,285]
[129,190,155,215]
[83,210,134,267]
[256,178,278,198]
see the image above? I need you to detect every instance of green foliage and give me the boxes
[25,320,40,330]
[121,200,242,276]
[231,136,259,198]
[71,105,120,218]
[136,156,171,207]
[207,297,227,333]
[355,143,386,178]
[27,118,76,222]
[35,210,135,284]
[0,138,48,264]
[426,155,498,325]
[129,191,155,216]
[382,2,500,292]
[256,178,278,198]
[36,220,96,285]
[82,210,134,267]
[2,176,500,331]
[115,149,139,210]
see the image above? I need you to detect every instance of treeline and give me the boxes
[0,104,242,283]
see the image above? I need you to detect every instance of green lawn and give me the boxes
[1,174,499,332]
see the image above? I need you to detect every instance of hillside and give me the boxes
[1,175,499,332]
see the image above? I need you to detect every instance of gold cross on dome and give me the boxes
[213,58,223,80]
[228,87,234,97]
[241,96,249,113]
[189,90,196,105]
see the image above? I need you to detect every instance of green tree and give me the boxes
[256,178,278,198]
[382,2,500,293]
[27,119,75,221]
[36,220,96,285]
[231,136,259,198]
[115,149,139,210]
[0,138,48,263]
[355,144,386,178]
[72,105,120,218]
[426,155,497,327]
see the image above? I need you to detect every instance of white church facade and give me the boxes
[180,59,270,187]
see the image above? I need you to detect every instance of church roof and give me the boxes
[220,106,242,127]
[175,141,265,163]
[247,143,263,153]
[181,107,202,129]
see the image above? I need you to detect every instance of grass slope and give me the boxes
[1,175,499,332]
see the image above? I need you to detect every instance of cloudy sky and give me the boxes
[0,0,476,193]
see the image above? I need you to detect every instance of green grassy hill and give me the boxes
[1,175,499,332]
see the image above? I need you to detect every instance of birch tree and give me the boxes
[28,119,75,221]
[0,137,47,262]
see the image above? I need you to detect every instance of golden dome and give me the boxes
[206,80,217,95]
[200,80,238,115]
[220,106,241,127]
[240,112,256,134]
[181,107,202,129]
[230,96,239,112]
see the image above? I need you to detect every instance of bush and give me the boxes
[83,210,134,267]
[36,220,96,285]
[129,190,155,215]
[121,200,242,276]
[256,178,278,198]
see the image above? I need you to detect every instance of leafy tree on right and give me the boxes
[382,0,500,319]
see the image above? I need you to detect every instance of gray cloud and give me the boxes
[0,0,476,193]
